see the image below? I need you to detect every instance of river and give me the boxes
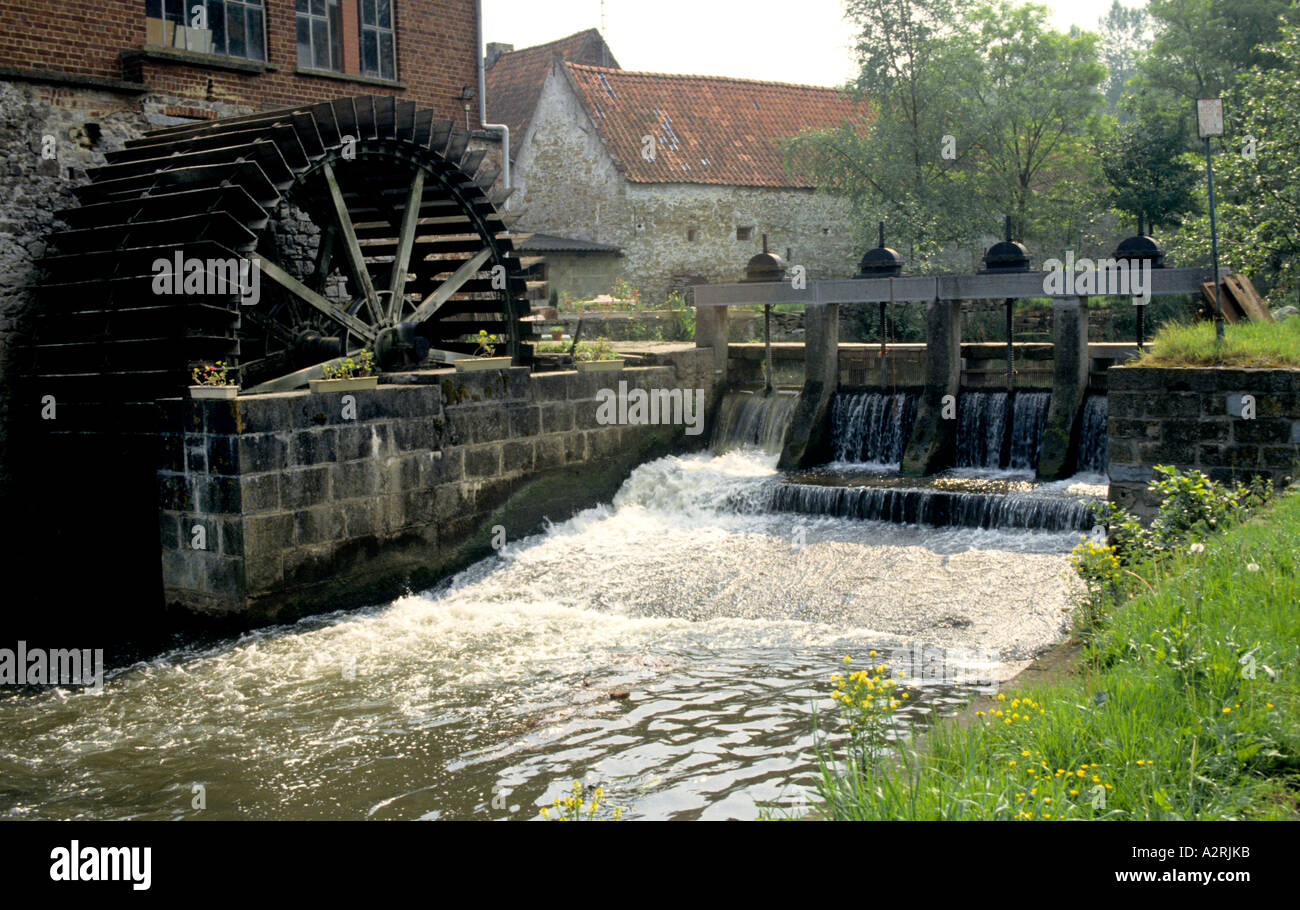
[0,448,1086,820]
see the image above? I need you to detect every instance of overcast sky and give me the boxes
[483,0,1131,87]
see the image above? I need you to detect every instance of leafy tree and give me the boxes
[1097,1,1151,112]
[786,0,1109,270]
[966,2,1107,246]
[786,0,985,269]
[1099,114,1200,230]
[1138,0,1295,101]
[1169,23,1300,305]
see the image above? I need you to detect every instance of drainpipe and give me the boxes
[475,0,510,191]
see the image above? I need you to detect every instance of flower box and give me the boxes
[455,357,513,373]
[575,359,626,373]
[189,385,239,400]
[308,376,379,393]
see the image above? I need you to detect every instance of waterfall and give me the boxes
[954,392,1009,469]
[954,391,1051,472]
[765,482,1094,532]
[1076,395,1108,476]
[1008,392,1051,472]
[830,390,920,467]
[710,388,800,455]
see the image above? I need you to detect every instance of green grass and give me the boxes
[810,492,1300,820]
[1141,317,1300,367]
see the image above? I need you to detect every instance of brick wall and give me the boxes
[0,0,479,118]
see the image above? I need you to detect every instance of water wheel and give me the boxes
[31,95,536,416]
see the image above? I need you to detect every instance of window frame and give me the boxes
[145,0,268,64]
[295,0,345,74]
[358,0,398,81]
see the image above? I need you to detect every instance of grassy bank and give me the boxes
[1141,317,1300,367]
[811,486,1300,820]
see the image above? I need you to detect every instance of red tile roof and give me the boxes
[486,30,619,160]
[562,63,869,188]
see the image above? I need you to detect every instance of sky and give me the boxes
[483,0,1131,87]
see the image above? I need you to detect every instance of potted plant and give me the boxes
[550,325,564,341]
[309,350,379,392]
[189,361,239,399]
[455,330,513,372]
[574,340,625,373]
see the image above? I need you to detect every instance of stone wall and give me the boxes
[156,351,715,624]
[511,62,857,308]
[1109,366,1300,516]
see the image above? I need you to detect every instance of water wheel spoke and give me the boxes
[408,246,493,324]
[312,224,337,294]
[387,169,426,323]
[256,255,377,342]
[241,307,298,347]
[321,161,383,327]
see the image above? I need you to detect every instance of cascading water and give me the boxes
[954,391,1051,473]
[765,477,1097,532]
[1008,392,1051,472]
[1076,395,1109,477]
[830,390,920,468]
[954,391,1009,469]
[710,388,799,455]
[0,445,1088,821]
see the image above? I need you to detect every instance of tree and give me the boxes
[1169,23,1300,305]
[1099,115,1200,230]
[966,2,1107,245]
[785,0,1109,270]
[1138,0,1295,101]
[786,0,985,269]
[1097,1,1151,112]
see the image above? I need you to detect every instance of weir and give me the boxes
[693,247,1215,481]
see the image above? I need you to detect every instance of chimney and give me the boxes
[485,43,514,70]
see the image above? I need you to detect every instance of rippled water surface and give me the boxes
[0,451,1083,820]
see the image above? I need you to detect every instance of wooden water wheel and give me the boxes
[32,95,536,417]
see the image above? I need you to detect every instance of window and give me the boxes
[687,229,698,242]
[296,0,344,72]
[146,0,266,61]
[736,226,753,242]
[359,0,397,80]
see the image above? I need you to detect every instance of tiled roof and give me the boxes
[562,63,868,187]
[516,233,623,254]
[486,29,619,160]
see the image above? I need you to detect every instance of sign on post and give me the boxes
[1197,99,1225,138]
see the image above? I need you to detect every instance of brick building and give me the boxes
[487,32,867,306]
[0,0,500,513]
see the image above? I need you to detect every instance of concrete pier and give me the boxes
[901,299,963,475]
[778,304,840,469]
[695,304,730,382]
[1038,296,1089,478]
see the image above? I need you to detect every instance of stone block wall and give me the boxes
[1109,366,1300,516]
[157,351,714,624]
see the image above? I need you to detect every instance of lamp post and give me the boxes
[1197,98,1226,341]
